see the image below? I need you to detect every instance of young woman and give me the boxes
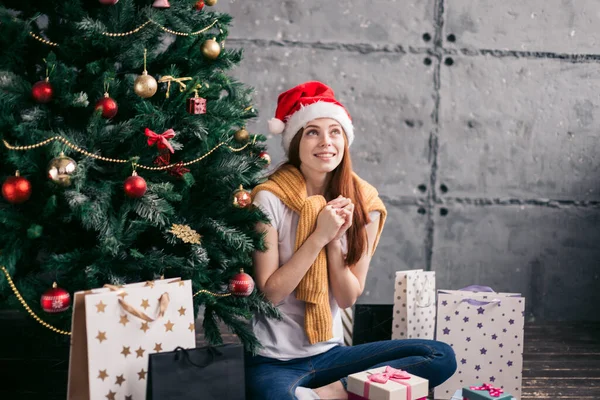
[247,81,456,399]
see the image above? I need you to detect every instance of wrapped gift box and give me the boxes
[347,366,428,400]
[463,383,513,400]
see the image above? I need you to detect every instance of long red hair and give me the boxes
[284,128,370,266]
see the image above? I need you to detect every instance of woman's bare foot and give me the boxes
[313,380,348,399]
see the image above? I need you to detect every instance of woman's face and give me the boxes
[298,118,346,174]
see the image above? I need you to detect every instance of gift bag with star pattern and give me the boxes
[67,278,195,400]
[433,286,525,400]
[391,269,436,340]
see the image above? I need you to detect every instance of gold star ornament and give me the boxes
[169,223,201,244]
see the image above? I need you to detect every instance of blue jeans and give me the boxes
[245,339,457,400]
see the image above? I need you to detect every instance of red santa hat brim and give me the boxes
[272,101,354,155]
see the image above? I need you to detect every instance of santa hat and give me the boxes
[268,81,354,155]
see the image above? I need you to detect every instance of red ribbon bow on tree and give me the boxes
[469,383,504,397]
[145,128,176,153]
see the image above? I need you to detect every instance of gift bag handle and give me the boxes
[459,285,495,293]
[119,292,170,322]
[415,274,434,308]
[460,298,501,306]
[174,346,223,369]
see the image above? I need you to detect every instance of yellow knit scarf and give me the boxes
[251,164,387,344]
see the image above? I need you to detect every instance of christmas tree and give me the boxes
[0,0,276,352]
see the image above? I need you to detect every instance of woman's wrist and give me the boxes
[326,238,343,250]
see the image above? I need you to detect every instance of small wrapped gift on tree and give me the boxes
[463,383,513,400]
[186,92,207,114]
[347,366,428,400]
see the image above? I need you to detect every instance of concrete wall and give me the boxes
[219,0,600,321]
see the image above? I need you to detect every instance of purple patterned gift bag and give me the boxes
[433,286,525,400]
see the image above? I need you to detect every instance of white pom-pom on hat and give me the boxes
[268,118,285,135]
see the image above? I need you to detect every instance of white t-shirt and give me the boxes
[251,190,380,360]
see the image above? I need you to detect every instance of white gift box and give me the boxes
[347,366,429,400]
[392,269,436,340]
[83,280,196,400]
[433,287,525,400]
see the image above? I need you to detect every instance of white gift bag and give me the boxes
[67,278,186,400]
[391,269,436,340]
[433,285,525,400]
[83,280,196,400]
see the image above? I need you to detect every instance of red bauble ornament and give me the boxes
[32,78,53,103]
[258,151,271,166]
[2,171,32,204]
[228,269,255,297]
[41,282,71,313]
[232,185,252,208]
[194,0,205,10]
[99,0,119,5]
[95,93,118,119]
[124,171,147,198]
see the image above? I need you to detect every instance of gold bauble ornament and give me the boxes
[47,153,77,187]
[134,71,158,98]
[234,128,249,143]
[205,0,217,5]
[201,38,221,60]
[232,185,252,208]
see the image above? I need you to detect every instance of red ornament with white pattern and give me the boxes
[228,269,255,297]
[41,282,71,313]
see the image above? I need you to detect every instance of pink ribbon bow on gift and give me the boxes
[469,383,504,397]
[362,366,412,398]
[369,366,411,383]
[145,128,176,153]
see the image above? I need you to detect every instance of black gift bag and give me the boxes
[147,344,245,400]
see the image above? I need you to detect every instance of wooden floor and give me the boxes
[521,322,600,400]
[0,310,598,399]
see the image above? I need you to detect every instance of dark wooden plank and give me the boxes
[523,360,600,370]
[523,377,600,387]
[524,353,600,361]
[521,321,600,400]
